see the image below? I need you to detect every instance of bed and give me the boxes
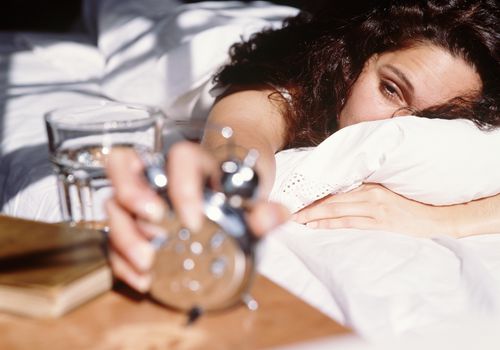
[1,0,500,344]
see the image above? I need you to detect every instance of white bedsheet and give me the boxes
[1,0,499,343]
[0,32,106,221]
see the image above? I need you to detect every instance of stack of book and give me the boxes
[0,215,112,318]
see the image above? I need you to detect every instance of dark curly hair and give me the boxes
[214,0,500,148]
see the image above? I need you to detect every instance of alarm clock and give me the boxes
[142,144,261,316]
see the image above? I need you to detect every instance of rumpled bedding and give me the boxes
[263,116,500,338]
[1,0,499,341]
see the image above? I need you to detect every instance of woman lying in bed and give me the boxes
[105,0,500,292]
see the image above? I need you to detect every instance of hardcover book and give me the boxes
[0,215,112,318]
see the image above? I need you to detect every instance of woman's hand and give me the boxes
[292,183,454,237]
[105,142,289,292]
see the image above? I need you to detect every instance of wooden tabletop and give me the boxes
[0,274,350,349]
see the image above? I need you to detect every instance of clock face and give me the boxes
[150,215,254,312]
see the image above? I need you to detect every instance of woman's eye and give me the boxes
[380,81,402,102]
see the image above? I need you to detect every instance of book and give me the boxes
[0,215,112,318]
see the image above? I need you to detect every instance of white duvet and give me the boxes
[1,0,499,342]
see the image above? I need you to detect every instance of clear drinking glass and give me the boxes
[45,101,164,229]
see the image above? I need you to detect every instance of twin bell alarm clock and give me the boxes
[141,135,261,319]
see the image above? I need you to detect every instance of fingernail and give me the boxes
[131,274,152,293]
[179,205,203,232]
[130,242,155,272]
[306,221,318,229]
[137,220,168,239]
[140,200,166,223]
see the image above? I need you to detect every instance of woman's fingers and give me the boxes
[106,198,155,274]
[306,216,378,230]
[136,219,168,241]
[167,142,218,232]
[291,184,387,229]
[106,147,167,223]
[109,250,152,293]
[293,201,372,224]
[293,183,390,224]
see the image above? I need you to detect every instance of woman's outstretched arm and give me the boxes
[105,86,290,292]
[203,86,288,197]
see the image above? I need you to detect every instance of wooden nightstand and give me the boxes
[0,274,350,349]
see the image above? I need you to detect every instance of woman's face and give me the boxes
[338,44,482,128]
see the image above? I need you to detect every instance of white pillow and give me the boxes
[270,116,500,212]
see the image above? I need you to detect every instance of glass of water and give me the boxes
[45,101,164,229]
